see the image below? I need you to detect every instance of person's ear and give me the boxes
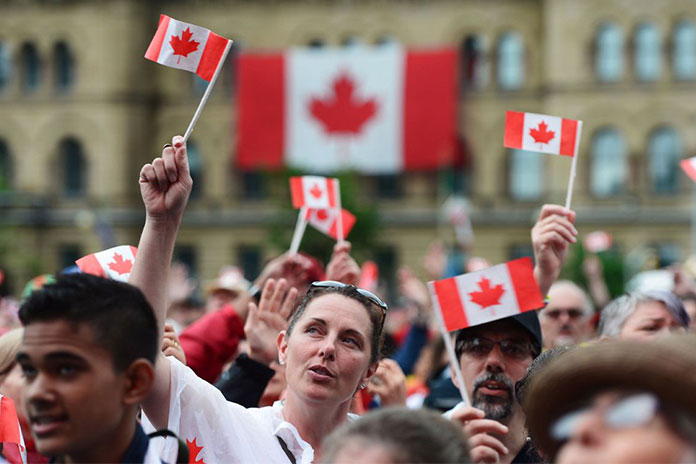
[361,361,380,386]
[450,364,460,389]
[277,330,288,365]
[122,359,155,406]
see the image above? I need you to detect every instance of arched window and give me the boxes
[0,41,11,91]
[509,149,543,200]
[673,20,696,80]
[58,137,86,197]
[53,41,75,92]
[634,23,662,81]
[648,126,682,194]
[340,35,362,47]
[496,32,524,90]
[20,42,41,92]
[595,23,624,82]
[460,35,488,91]
[187,140,203,199]
[0,139,13,191]
[590,128,626,197]
[375,35,398,46]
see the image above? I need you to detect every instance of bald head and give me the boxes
[540,281,594,348]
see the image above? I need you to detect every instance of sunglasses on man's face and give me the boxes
[309,280,388,331]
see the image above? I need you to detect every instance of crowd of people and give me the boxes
[0,136,694,463]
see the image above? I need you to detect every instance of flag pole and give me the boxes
[428,282,471,407]
[334,179,345,245]
[289,207,309,255]
[564,121,583,210]
[183,40,233,143]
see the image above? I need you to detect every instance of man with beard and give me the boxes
[444,312,543,464]
[539,280,594,349]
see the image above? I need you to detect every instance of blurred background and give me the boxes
[0,0,695,302]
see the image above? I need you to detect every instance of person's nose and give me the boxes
[484,344,505,373]
[319,338,336,361]
[25,374,56,411]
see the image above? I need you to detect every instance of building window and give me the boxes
[375,35,398,46]
[238,245,262,281]
[673,20,696,80]
[20,42,41,92]
[374,246,397,302]
[375,174,402,199]
[460,35,488,91]
[0,139,12,191]
[648,126,681,195]
[174,245,197,278]
[240,171,266,200]
[508,243,534,261]
[590,128,626,197]
[595,23,624,82]
[496,32,524,90]
[58,244,82,271]
[58,137,86,197]
[508,149,544,201]
[0,41,11,91]
[53,41,75,92]
[224,41,240,96]
[187,140,204,199]
[634,23,662,82]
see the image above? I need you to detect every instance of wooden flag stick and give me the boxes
[183,40,233,143]
[289,207,309,255]
[428,282,471,407]
[564,121,583,210]
[334,179,345,245]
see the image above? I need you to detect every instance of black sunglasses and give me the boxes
[309,280,388,331]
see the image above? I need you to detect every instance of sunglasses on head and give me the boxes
[309,280,388,331]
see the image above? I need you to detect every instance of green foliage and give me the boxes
[561,243,625,299]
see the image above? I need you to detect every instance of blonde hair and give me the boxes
[0,329,22,375]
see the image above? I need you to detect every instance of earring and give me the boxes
[278,358,285,365]
[360,383,366,389]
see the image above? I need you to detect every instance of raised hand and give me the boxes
[326,242,360,285]
[365,358,407,407]
[531,204,577,296]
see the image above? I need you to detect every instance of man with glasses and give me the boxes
[539,280,595,349]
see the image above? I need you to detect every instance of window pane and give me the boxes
[0,42,11,91]
[20,42,41,92]
[596,23,624,82]
[237,245,262,281]
[0,139,12,191]
[53,41,75,92]
[59,138,86,197]
[591,128,626,197]
[497,32,524,90]
[187,140,204,199]
[509,149,543,200]
[634,23,662,82]
[673,20,696,80]
[58,244,82,271]
[174,245,197,278]
[375,174,402,199]
[461,35,488,91]
[648,127,681,194]
[240,171,266,200]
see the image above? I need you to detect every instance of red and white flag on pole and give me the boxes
[305,208,356,240]
[681,157,696,181]
[504,111,581,157]
[358,261,379,293]
[429,257,544,332]
[0,394,26,464]
[75,246,138,283]
[145,14,230,81]
[289,176,340,209]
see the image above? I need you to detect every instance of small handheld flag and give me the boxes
[289,176,340,210]
[76,246,138,282]
[681,157,696,182]
[305,208,356,240]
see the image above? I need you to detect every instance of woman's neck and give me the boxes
[282,392,351,452]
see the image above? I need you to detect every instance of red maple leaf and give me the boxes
[469,277,505,309]
[529,121,555,144]
[309,73,378,135]
[107,253,132,275]
[169,28,200,64]
[186,437,206,464]
[315,209,329,221]
[309,183,324,199]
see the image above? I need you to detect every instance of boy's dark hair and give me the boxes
[19,273,158,372]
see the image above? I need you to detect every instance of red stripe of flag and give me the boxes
[681,158,696,182]
[144,14,170,61]
[327,179,338,208]
[75,254,106,278]
[0,396,23,446]
[504,111,524,149]
[506,257,544,312]
[289,177,305,209]
[196,32,229,81]
[434,278,469,332]
[559,118,578,157]
[237,53,285,170]
[403,49,457,170]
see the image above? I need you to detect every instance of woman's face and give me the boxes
[0,363,30,437]
[556,391,691,464]
[278,293,377,406]
[619,301,686,341]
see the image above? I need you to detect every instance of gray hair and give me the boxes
[598,290,690,337]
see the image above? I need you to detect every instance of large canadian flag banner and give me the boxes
[305,208,356,240]
[504,111,581,157]
[430,257,544,331]
[681,157,696,182]
[75,246,138,283]
[237,46,457,173]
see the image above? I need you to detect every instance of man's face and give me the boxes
[17,320,128,458]
[455,320,535,421]
[540,286,593,348]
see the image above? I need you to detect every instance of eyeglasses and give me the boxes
[456,336,535,361]
[551,393,659,442]
[309,280,388,332]
[543,308,586,320]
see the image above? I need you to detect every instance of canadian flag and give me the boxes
[358,261,379,293]
[289,176,340,209]
[504,111,581,157]
[681,157,696,181]
[0,394,26,464]
[237,46,457,173]
[305,208,356,240]
[584,231,612,253]
[145,14,230,81]
[429,257,544,332]
[75,246,138,283]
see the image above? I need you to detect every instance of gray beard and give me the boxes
[472,373,515,421]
